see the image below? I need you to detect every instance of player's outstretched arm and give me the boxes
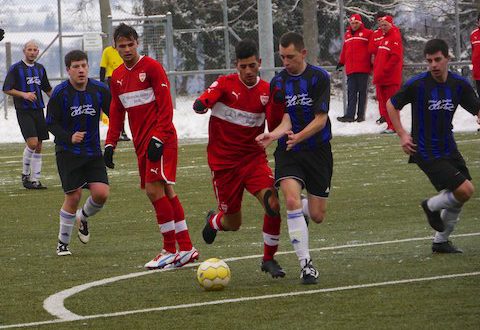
[387,99,416,155]
[256,113,291,148]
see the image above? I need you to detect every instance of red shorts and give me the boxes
[211,157,274,214]
[137,145,177,189]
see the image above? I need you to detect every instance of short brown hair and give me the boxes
[279,32,304,52]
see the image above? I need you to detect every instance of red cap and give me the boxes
[379,15,393,25]
[349,14,362,23]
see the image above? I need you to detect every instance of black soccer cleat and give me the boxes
[118,131,131,142]
[432,241,463,254]
[300,259,319,285]
[421,199,445,232]
[376,116,386,125]
[261,259,286,278]
[202,210,217,244]
[24,180,47,190]
[21,174,29,188]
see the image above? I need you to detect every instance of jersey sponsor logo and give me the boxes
[211,102,265,127]
[285,93,313,107]
[428,99,454,112]
[260,95,269,106]
[26,76,41,85]
[70,104,96,117]
[139,72,146,82]
[118,87,156,109]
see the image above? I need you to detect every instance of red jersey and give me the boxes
[471,28,480,80]
[196,74,270,171]
[373,27,403,86]
[339,24,373,75]
[106,56,177,155]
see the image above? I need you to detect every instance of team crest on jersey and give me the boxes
[260,95,269,106]
[359,32,363,37]
[139,72,146,82]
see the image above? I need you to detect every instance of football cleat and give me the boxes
[261,259,286,278]
[174,247,200,267]
[432,241,463,254]
[56,241,71,256]
[21,174,29,188]
[144,250,178,269]
[421,199,445,232]
[77,209,90,244]
[202,210,217,244]
[376,116,386,125]
[300,259,319,285]
[380,129,395,134]
[118,131,131,142]
[24,180,47,190]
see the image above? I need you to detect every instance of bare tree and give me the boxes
[99,0,112,49]
[303,0,319,65]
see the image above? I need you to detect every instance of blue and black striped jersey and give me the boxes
[391,71,480,161]
[46,79,111,157]
[270,64,332,151]
[2,60,51,110]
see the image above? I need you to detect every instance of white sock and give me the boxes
[427,190,462,211]
[58,209,76,244]
[287,208,310,264]
[78,196,104,221]
[301,197,310,218]
[22,146,34,176]
[433,207,461,243]
[30,153,42,182]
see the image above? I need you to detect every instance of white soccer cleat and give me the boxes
[144,250,178,269]
[76,209,90,244]
[174,247,200,268]
[56,241,72,256]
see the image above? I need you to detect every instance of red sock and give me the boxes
[152,196,176,253]
[209,211,224,231]
[263,214,281,261]
[169,195,193,251]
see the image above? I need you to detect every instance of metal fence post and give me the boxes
[223,0,231,69]
[339,0,347,115]
[257,0,275,82]
[165,12,176,108]
[4,42,12,119]
[57,0,64,79]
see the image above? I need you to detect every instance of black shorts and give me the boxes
[414,153,472,192]
[16,109,49,141]
[56,152,109,193]
[274,143,333,197]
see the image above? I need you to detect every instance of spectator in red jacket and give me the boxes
[471,13,480,94]
[372,15,403,134]
[337,14,373,123]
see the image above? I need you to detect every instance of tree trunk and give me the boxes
[302,0,319,65]
[99,0,112,49]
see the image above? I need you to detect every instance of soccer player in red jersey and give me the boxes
[193,39,285,278]
[104,24,198,269]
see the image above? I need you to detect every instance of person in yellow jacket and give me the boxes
[100,45,130,141]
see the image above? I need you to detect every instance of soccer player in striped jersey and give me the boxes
[387,39,480,253]
[46,50,110,256]
[256,32,333,284]
[104,24,198,269]
[3,40,52,189]
[193,39,285,278]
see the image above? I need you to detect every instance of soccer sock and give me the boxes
[152,196,176,253]
[287,209,310,264]
[30,152,42,182]
[77,196,104,222]
[433,207,461,243]
[209,211,225,231]
[301,197,310,218]
[22,146,34,176]
[262,214,281,261]
[58,209,76,244]
[427,190,462,211]
[169,195,193,251]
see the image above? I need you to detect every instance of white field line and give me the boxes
[0,232,478,329]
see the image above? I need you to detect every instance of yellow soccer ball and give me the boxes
[197,258,231,291]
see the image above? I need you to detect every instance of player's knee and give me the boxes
[263,189,280,216]
[455,181,474,203]
[284,196,301,211]
[310,209,326,224]
[92,188,109,204]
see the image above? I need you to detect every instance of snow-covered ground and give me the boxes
[0,95,478,144]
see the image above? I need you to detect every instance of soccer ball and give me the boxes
[197,258,231,291]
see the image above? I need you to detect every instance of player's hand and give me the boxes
[147,137,163,161]
[255,133,273,149]
[71,131,86,144]
[23,92,37,102]
[399,132,416,155]
[104,145,115,169]
[335,63,343,72]
[285,130,300,151]
[193,99,208,114]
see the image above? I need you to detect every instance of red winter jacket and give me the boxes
[339,24,373,75]
[471,28,480,80]
[368,28,384,55]
[373,27,403,86]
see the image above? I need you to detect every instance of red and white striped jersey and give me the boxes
[196,74,270,170]
[106,56,177,155]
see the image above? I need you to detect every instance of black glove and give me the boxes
[193,99,208,114]
[104,145,115,169]
[147,137,163,161]
[0,29,4,41]
[336,63,343,71]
